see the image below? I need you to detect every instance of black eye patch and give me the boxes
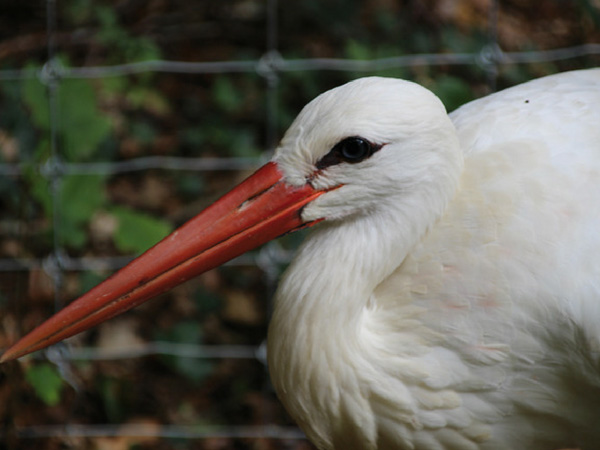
[316,137,382,170]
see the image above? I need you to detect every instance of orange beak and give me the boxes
[1,162,325,363]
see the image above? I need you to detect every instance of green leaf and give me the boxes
[22,69,50,131]
[78,271,108,294]
[25,363,65,406]
[59,79,112,161]
[101,76,128,94]
[22,162,52,218]
[60,175,106,224]
[126,87,169,115]
[22,69,112,162]
[101,377,126,422]
[345,39,371,60]
[59,217,88,249]
[59,175,107,248]
[94,5,161,63]
[110,206,172,254]
[212,77,243,113]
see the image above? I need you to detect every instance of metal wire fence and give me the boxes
[0,0,599,448]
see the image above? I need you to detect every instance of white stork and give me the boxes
[3,69,600,449]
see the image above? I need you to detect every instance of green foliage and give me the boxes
[101,376,127,423]
[429,75,475,112]
[22,69,51,131]
[60,175,107,248]
[59,80,113,161]
[110,206,172,254]
[440,26,488,54]
[212,77,244,113]
[6,2,170,254]
[25,363,65,406]
[20,172,109,248]
[175,74,265,158]
[227,127,262,158]
[126,86,170,115]
[22,164,52,219]
[156,321,214,383]
[23,70,113,163]
[19,60,113,249]
[13,24,169,250]
[78,271,107,294]
[181,116,261,158]
[130,120,157,144]
[176,173,206,201]
[95,5,161,62]
[0,81,38,162]
[345,39,372,61]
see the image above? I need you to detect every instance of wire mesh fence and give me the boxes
[0,0,599,449]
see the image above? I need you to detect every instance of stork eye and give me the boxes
[338,137,371,162]
[316,136,380,170]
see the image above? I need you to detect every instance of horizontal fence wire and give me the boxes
[15,424,307,440]
[1,0,599,445]
[0,43,599,82]
[51,342,264,362]
[0,155,264,176]
[0,228,294,272]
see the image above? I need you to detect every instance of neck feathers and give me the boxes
[267,196,453,448]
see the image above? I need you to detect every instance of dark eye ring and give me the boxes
[338,137,372,162]
[315,136,381,170]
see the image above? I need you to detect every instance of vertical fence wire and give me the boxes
[486,0,500,91]
[44,0,63,314]
[1,0,599,445]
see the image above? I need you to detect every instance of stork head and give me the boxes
[276,77,462,223]
[1,77,461,362]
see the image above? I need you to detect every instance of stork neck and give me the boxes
[267,205,435,448]
[281,213,408,320]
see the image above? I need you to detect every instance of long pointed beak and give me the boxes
[1,162,325,363]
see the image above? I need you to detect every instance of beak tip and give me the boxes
[0,351,14,364]
[1,341,34,363]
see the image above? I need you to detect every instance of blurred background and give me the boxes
[0,1,598,449]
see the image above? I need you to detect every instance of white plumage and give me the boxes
[267,69,600,449]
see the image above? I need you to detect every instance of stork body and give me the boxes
[268,70,600,449]
[3,69,600,449]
